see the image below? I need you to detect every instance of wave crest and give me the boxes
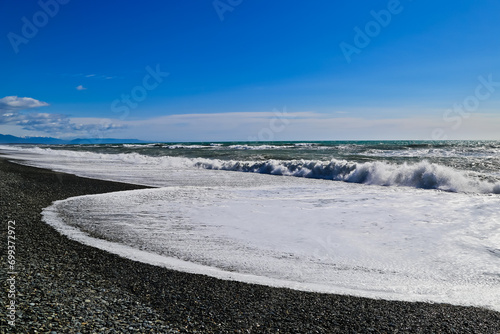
[195,159,500,194]
[2,145,498,194]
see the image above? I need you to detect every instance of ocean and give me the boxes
[1,141,499,311]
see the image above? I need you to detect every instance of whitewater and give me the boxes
[1,141,499,311]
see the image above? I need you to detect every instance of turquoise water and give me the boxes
[4,140,500,193]
[30,140,500,174]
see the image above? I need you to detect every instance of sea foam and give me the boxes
[1,145,499,194]
[42,182,500,311]
[196,158,500,193]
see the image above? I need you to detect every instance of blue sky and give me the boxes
[1,0,500,141]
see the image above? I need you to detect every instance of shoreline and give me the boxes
[1,157,499,333]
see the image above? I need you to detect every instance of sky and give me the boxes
[1,0,500,141]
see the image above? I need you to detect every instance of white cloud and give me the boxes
[14,114,125,138]
[102,111,500,141]
[76,85,87,91]
[0,95,124,138]
[3,101,499,141]
[0,96,49,111]
[0,96,50,126]
[70,73,116,80]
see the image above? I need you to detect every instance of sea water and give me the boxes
[1,141,499,311]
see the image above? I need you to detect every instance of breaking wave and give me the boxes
[195,159,500,194]
[1,145,499,194]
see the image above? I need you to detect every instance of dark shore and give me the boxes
[1,157,499,333]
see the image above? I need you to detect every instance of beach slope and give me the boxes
[1,157,499,333]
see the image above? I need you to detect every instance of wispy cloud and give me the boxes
[105,111,500,141]
[1,96,51,128]
[76,85,87,90]
[0,96,125,138]
[19,115,125,135]
[65,73,117,80]
[3,99,499,140]
[0,96,49,111]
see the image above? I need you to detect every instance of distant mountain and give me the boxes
[0,134,147,145]
[0,134,66,144]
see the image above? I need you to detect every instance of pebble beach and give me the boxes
[1,157,500,333]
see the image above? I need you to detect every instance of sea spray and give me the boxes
[195,158,500,194]
[1,144,499,194]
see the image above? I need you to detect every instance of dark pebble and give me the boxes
[0,157,499,333]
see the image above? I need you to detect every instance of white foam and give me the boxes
[1,146,499,193]
[166,144,212,149]
[43,183,500,311]
[228,144,294,150]
[3,144,499,310]
[196,158,500,193]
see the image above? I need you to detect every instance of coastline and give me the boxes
[1,157,499,333]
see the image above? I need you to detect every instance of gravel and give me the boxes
[1,157,499,333]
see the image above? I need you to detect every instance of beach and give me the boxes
[1,156,500,333]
